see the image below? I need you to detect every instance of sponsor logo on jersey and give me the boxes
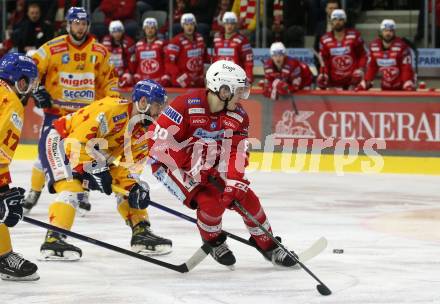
[188,107,205,115]
[330,46,350,56]
[187,48,202,58]
[153,166,187,202]
[210,121,217,129]
[112,112,128,123]
[62,53,70,64]
[193,128,224,140]
[391,47,401,52]
[222,117,239,129]
[97,112,109,135]
[226,111,243,123]
[60,72,95,88]
[218,48,234,57]
[10,112,23,130]
[190,116,208,126]
[109,53,123,67]
[167,44,180,52]
[164,106,183,124]
[92,44,107,57]
[187,98,201,105]
[63,89,95,101]
[377,58,397,67]
[50,43,68,55]
[140,50,157,59]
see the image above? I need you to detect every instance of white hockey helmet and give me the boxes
[222,12,238,24]
[143,17,158,29]
[109,20,124,33]
[270,42,286,56]
[380,19,396,31]
[181,13,197,26]
[206,60,250,101]
[331,9,347,20]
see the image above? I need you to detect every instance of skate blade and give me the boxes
[39,250,81,261]
[226,264,235,271]
[132,244,172,256]
[22,208,32,215]
[1,272,40,281]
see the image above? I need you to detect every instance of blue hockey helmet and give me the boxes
[0,52,38,96]
[132,79,167,106]
[66,7,90,24]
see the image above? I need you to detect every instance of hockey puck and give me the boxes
[333,249,344,254]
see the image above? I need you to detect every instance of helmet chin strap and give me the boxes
[135,101,150,114]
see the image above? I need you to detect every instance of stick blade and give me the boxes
[317,284,332,296]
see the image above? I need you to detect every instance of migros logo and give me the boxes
[59,72,95,88]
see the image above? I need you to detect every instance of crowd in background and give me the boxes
[0,0,426,96]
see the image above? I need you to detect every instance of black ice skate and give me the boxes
[77,191,91,217]
[251,236,298,267]
[130,221,172,256]
[22,189,41,214]
[0,251,39,281]
[203,233,236,269]
[40,230,82,261]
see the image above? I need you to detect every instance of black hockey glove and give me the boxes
[128,183,150,209]
[32,85,52,108]
[0,187,25,227]
[83,167,113,195]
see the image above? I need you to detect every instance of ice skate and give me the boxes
[131,221,172,256]
[204,233,236,269]
[0,252,39,281]
[40,230,82,261]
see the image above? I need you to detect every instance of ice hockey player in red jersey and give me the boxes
[357,19,415,91]
[212,12,254,84]
[132,18,170,87]
[164,13,209,88]
[148,60,298,268]
[317,9,367,90]
[101,20,135,88]
[262,42,312,100]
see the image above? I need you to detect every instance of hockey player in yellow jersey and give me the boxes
[39,79,172,260]
[23,7,120,215]
[0,53,40,281]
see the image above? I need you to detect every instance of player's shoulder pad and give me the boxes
[91,41,108,57]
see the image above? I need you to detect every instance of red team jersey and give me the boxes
[132,38,170,86]
[212,32,254,83]
[101,35,135,77]
[263,56,313,100]
[148,89,249,205]
[164,33,209,87]
[365,37,415,90]
[319,29,367,87]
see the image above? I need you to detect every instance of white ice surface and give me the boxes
[1,161,440,304]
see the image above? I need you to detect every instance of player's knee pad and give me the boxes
[53,191,83,209]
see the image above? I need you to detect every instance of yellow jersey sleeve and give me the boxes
[0,83,24,187]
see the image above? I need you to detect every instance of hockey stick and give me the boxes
[208,177,332,296]
[112,185,326,264]
[111,185,254,247]
[22,216,209,273]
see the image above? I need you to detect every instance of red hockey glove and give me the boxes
[176,73,192,88]
[221,179,250,208]
[402,80,415,91]
[290,77,302,92]
[119,73,133,88]
[351,69,364,86]
[160,74,171,87]
[275,80,289,95]
[317,73,329,89]
[355,80,371,91]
